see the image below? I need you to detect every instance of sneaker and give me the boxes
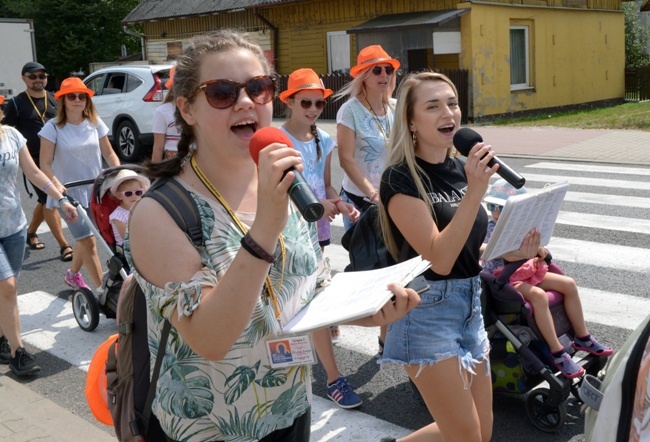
[573,335,613,357]
[64,269,90,290]
[327,376,362,409]
[551,351,585,379]
[9,347,41,376]
[0,336,10,364]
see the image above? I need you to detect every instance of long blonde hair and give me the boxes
[379,71,460,260]
[55,94,99,127]
[334,64,397,108]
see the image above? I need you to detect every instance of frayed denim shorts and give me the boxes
[380,275,490,377]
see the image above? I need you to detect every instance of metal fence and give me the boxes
[272,69,470,123]
[625,66,650,102]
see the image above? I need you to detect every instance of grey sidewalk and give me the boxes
[0,374,114,441]
[305,120,650,166]
[3,124,649,442]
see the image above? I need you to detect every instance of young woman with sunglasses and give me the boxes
[39,77,120,291]
[127,30,419,442]
[335,44,400,358]
[279,68,361,409]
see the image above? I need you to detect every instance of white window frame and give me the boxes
[327,31,350,74]
[510,26,530,91]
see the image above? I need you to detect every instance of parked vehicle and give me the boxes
[0,18,37,101]
[84,65,173,162]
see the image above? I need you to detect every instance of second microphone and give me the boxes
[249,127,324,222]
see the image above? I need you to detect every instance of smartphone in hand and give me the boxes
[406,275,429,294]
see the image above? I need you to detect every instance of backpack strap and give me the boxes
[137,176,203,435]
[145,177,203,247]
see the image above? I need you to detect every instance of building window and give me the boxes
[510,26,530,90]
[327,31,350,74]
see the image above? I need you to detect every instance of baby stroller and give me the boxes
[62,165,146,332]
[481,253,609,432]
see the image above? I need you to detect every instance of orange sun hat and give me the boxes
[55,77,94,100]
[85,334,118,426]
[349,45,400,78]
[0,96,4,105]
[279,68,333,103]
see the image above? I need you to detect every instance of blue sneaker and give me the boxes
[327,376,362,409]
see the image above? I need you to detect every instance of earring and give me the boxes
[412,131,418,147]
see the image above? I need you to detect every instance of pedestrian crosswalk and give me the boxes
[14,160,650,441]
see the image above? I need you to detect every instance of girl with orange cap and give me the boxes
[335,44,400,358]
[280,68,362,409]
[39,77,120,291]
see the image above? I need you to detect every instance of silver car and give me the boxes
[84,64,173,162]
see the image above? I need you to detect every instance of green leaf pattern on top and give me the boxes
[130,184,318,441]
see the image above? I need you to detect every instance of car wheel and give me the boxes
[116,120,144,162]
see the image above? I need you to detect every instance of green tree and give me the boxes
[623,2,650,68]
[2,0,142,83]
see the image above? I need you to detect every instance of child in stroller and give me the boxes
[480,179,612,431]
[66,165,148,332]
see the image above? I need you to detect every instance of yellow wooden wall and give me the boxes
[461,3,625,118]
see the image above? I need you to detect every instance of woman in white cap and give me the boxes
[39,77,120,291]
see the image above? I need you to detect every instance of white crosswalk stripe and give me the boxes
[16,160,650,440]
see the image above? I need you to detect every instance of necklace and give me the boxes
[26,93,48,123]
[190,156,287,331]
[365,98,390,150]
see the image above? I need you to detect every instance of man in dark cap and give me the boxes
[1,62,72,261]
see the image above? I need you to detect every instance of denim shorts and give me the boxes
[381,275,490,377]
[59,206,94,241]
[0,227,27,281]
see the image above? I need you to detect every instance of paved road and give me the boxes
[2,124,650,441]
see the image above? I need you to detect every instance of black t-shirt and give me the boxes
[380,156,487,281]
[1,91,58,166]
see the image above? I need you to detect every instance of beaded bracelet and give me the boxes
[42,181,53,192]
[240,232,276,264]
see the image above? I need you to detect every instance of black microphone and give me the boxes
[453,128,526,189]
[249,127,324,222]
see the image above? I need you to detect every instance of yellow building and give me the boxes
[123,0,626,120]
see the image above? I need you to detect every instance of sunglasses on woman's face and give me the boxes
[119,189,145,197]
[24,74,48,80]
[371,66,395,76]
[299,99,326,110]
[66,93,88,102]
[196,75,276,109]
[486,203,503,212]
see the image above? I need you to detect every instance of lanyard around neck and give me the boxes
[26,93,48,123]
[190,155,287,331]
[364,98,390,150]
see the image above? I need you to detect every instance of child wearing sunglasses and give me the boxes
[279,68,362,409]
[482,179,612,379]
[108,169,150,247]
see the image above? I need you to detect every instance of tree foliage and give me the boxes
[623,2,650,68]
[1,0,142,84]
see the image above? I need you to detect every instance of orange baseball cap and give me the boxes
[349,45,400,78]
[55,77,94,100]
[279,68,333,103]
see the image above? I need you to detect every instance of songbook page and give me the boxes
[284,256,430,334]
[482,182,569,262]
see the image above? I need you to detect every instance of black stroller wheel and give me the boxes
[525,388,566,432]
[72,288,100,332]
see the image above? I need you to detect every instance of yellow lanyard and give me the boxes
[26,93,48,124]
[190,156,287,331]
[365,98,390,150]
